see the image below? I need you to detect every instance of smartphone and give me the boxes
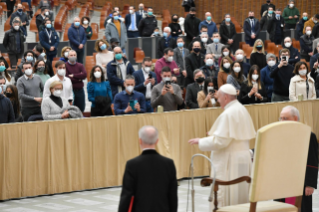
[208,88,215,94]
[281,56,287,61]
[148,73,152,79]
[165,80,171,86]
[129,100,137,110]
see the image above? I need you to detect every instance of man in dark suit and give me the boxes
[260,0,276,17]
[125,6,142,38]
[243,11,261,47]
[185,41,205,87]
[157,27,177,58]
[173,37,190,87]
[118,125,178,212]
[266,8,285,45]
[185,69,205,109]
[133,57,157,113]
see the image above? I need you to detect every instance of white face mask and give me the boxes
[163,77,171,82]
[166,56,173,62]
[25,69,33,76]
[299,69,307,76]
[57,69,66,76]
[285,42,292,48]
[201,38,208,43]
[83,20,89,25]
[206,59,214,66]
[268,60,276,67]
[252,74,259,81]
[94,71,102,79]
[13,25,20,31]
[236,54,244,60]
[223,63,230,69]
[223,51,229,56]
[289,4,294,7]
[306,31,312,35]
[144,67,151,73]
[126,85,134,93]
[45,11,49,16]
[129,9,134,14]
[233,67,241,73]
[64,52,69,58]
[53,90,62,97]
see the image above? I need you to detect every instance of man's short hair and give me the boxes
[193,69,202,76]
[268,5,274,9]
[22,62,32,68]
[24,50,35,58]
[161,66,171,73]
[163,27,171,32]
[284,37,292,42]
[282,105,300,121]
[154,26,159,30]
[0,76,6,82]
[130,6,135,9]
[200,25,208,30]
[190,7,196,12]
[125,75,135,80]
[176,37,184,42]
[280,48,290,56]
[143,57,152,63]
[276,8,281,11]
[164,48,174,55]
[315,14,319,19]
[138,126,159,145]
[266,53,276,60]
[41,7,47,12]
[55,60,65,68]
[212,32,220,36]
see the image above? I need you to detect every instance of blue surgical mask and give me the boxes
[207,16,212,21]
[40,52,46,57]
[225,18,231,22]
[1,85,7,93]
[114,16,119,20]
[115,53,122,60]
[0,66,6,72]
[213,38,219,43]
[163,32,168,37]
[46,24,51,28]
[276,14,280,18]
[74,22,80,27]
[148,12,153,16]
[26,56,33,62]
[268,10,273,14]
[100,44,107,50]
[303,17,308,21]
[177,42,184,48]
[154,31,159,35]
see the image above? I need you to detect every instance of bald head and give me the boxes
[17,4,23,9]
[280,106,300,121]
[193,41,201,48]
[139,126,159,145]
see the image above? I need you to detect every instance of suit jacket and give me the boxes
[118,150,178,212]
[185,53,205,87]
[185,82,202,108]
[157,37,177,58]
[267,15,285,41]
[173,47,190,70]
[206,43,225,60]
[243,17,261,41]
[133,69,157,97]
[125,13,142,31]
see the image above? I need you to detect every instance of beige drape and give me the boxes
[0,100,318,200]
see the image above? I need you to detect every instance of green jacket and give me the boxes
[282,7,300,25]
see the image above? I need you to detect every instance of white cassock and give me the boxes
[199,99,256,208]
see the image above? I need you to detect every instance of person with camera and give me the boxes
[270,48,294,102]
[185,69,205,109]
[133,57,157,113]
[151,67,183,112]
[197,77,219,108]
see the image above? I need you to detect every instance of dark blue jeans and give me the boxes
[127,31,139,38]
[76,49,84,64]
[145,100,153,113]
[245,38,256,47]
[73,88,85,112]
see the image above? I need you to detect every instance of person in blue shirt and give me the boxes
[198,12,218,38]
[260,53,277,101]
[125,6,142,38]
[113,75,146,115]
[87,65,113,117]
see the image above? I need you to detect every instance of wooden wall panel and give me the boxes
[97,0,319,27]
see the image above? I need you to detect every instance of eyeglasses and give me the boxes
[278,117,290,121]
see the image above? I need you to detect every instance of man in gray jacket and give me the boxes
[173,37,190,87]
[105,11,127,53]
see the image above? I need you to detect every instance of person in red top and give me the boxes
[154,48,179,83]
[65,50,87,112]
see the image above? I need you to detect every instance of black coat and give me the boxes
[243,18,261,41]
[238,81,268,104]
[184,14,201,40]
[3,28,25,55]
[185,82,201,109]
[118,150,178,212]
[157,37,177,58]
[267,15,285,42]
[188,36,213,53]
[295,19,307,40]
[312,24,319,39]
[219,20,236,45]
[260,3,276,17]
[168,23,183,37]
[36,14,46,31]
[0,94,15,124]
[138,16,158,37]
[185,53,205,87]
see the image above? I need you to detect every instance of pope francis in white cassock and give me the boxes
[189,84,256,209]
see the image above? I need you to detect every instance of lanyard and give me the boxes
[46,29,52,43]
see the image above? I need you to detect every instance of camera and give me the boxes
[148,73,152,79]
[208,88,215,94]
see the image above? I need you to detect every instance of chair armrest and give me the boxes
[201,176,251,187]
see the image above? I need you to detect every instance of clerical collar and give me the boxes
[224,99,238,110]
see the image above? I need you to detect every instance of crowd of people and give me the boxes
[1,0,319,124]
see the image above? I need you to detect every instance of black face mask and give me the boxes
[249,16,254,19]
[18,9,23,12]
[267,0,270,3]
[196,77,205,84]
[172,18,178,22]
[193,48,201,53]
[190,14,195,18]
[256,46,263,51]
[5,93,13,98]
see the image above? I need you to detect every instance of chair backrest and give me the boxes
[249,121,311,202]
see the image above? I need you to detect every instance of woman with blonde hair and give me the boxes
[94,39,114,77]
[217,56,233,88]
[59,46,72,62]
[250,39,267,69]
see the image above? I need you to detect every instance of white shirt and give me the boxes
[117,62,126,80]
[128,13,138,31]
[43,74,73,101]
[142,68,152,99]
[24,74,34,80]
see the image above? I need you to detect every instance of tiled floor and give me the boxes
[0,177,318,212]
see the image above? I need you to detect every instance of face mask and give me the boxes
[163,77,171,82]
[45,23,51,29]
[114,16,119,20]
[252,74,259,81]
[148,12,153,16]
[5,93,12,98]
[0,66,6,72]
[276,14,280,18]
[154,31,159,35]
[303,17,308,21]
[177,42,184,48]
[193,48,201,53]
[64,52,69,58]
[40,52,46,57]
[299,69,307,76]
[207,16,212,21]
[201,38,208,43]
[285,42,292,48]
[94,71,102,78]
[223,51,229,56]
[225,18,231,22]
[14,26,20,31]
[126,85,134,93]
[26,56,33,62]
[144,67,151,73]
[190,14,195,18]
[268,60,276,67]
[45,11,49,16]
[83,20,89,25]
[289,4,294,8]
[249,16,254,19]
[223,63,230,69]
[268,11,273,14]
[100,44,107,50]
[53,90,62,97]
[206,59,214,66]
[0,85,6,94]
[163,32,168,37]
[233,67,241,73]
[37,67,45,72]
[256,45,263,51]
[314,19,318,24]
[25,69,33,76]
[267,0,270,3]
[306,31,312,35]
[166,56,173,62]
[139,7,143,10]
[115,53,123,60]
[213,38,219,43]
[69,57,77,63]
[172,18,178,22]
[74,22,80,27]
[129,10,134,14]
[58,69,66,76]
[236,54,244,60]
[196,77,205,84]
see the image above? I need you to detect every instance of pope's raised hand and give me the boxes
[188,138,200,145]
